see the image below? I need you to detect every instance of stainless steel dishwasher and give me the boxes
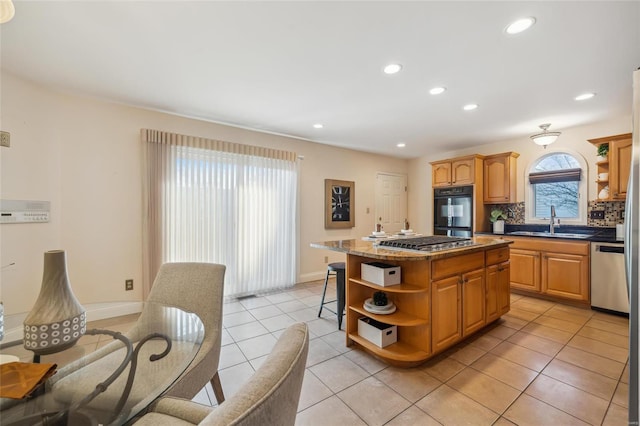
[591,242,629,314]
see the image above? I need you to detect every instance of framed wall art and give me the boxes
[325,179,355,229]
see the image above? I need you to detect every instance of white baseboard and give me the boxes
[2,301,143,345]
[298,271,327,283]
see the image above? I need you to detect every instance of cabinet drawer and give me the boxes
[432,251,484,280]
[507,236,589,256]
[486,247,509,265]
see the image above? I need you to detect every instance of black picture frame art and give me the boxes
[325,179,355,229]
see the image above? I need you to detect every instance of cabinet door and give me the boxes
[510,249,541,292]
[610,138,632,199]
[497,261,511,316]
[462,269,485,336]
[451,159,474,185]
[432,275,462,353]
[486,264,499,323]
[483,155,511,203]
[542,252,589,302]
[432,161,452,187]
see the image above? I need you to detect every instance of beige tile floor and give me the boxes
[3,279,630,425]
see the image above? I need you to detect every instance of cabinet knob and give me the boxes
[504,197,508,200]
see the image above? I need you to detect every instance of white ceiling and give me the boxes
[2,1,639,159]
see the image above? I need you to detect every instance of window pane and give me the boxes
[533,181,579,218]
[533,154,580,171]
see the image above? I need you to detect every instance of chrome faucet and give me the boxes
[550,205,559,234]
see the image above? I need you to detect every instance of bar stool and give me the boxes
[318,262,346,329]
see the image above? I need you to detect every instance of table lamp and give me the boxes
[23,250,86,362]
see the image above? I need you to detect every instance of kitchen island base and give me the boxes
[313,237,512,368]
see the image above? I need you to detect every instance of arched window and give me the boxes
[525,151,588,224]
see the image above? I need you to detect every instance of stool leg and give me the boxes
[318,269,331,318]
[336,268,346,330]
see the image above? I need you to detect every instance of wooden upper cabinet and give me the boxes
[451,159,475,185]
[483,152,519,203]
[610,137,632,199]
[431,161,452,187]
[589,133,632,201]
[431,155,484,187]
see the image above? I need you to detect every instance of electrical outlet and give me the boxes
[590,210,605,219]
[324,256,328,264]
[125,279,133,291]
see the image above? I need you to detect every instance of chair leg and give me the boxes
[210,371,225,404]
[318,269,331,318]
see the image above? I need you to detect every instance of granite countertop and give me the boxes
[311,236,512,261]
[476,224,624,244]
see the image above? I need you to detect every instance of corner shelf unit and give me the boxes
[346,255,431,367]
[594,159,610,201]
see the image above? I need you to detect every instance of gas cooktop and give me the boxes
[377,235,477,252]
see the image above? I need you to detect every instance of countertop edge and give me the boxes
[311,238,512,261]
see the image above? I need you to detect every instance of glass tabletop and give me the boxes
[0,303,204,425]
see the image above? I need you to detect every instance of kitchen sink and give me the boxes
[507,231,591,239]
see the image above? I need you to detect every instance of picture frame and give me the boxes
[325,179,355,229]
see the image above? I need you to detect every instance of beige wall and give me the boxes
[408,116,632,234]
[0,71,407,316]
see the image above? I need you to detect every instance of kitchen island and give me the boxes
[311,236,512,367]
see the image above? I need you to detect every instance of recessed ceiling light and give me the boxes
[463,104,478,111]
[505,17,536,35]
[429,87,446,95]
[575,93,596,101]
[397,143,406,148]
[313,123,323,129]
[383,63,403,75]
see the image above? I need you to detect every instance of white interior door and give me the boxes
[375,173,408,233]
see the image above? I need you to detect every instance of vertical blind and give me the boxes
[142,129,298,298]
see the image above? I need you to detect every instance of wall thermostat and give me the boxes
[0,199,50,224]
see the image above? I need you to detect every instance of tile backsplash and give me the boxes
[587,200,625,227]
[485,200,624,227]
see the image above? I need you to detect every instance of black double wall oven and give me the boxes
[433,185,473,237]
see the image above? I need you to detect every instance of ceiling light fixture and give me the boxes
[505,17,536,35]
[383,63,402,75]
[429,87,446,95]
[575,93,596,101]
[0,0,15,24]
[463,104,478,111]
[397,143,406,148]
[313,123,324,129]
[530,123,561,148]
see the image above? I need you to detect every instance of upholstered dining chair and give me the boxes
[48,262,227,409]
[133,322,309,426]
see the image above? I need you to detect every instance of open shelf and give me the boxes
[348,333,429,365]
[349,278,428,294]
[350,305,428,327]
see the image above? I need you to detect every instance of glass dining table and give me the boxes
[0,303,204,425]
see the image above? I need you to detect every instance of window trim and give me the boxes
[524,149,588,225]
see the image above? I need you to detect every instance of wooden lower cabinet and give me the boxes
[431,276,462,353]
[542,252,589,301]
[344,243,512,366]
[462,269,486,336]
[431,268,486,353]
[486,260,510,323]
[510,249,541,292]
[506,237,590,304]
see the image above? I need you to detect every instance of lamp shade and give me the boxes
[0,0,15,24]
[24,250,86,355]
[530,123,561,148]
